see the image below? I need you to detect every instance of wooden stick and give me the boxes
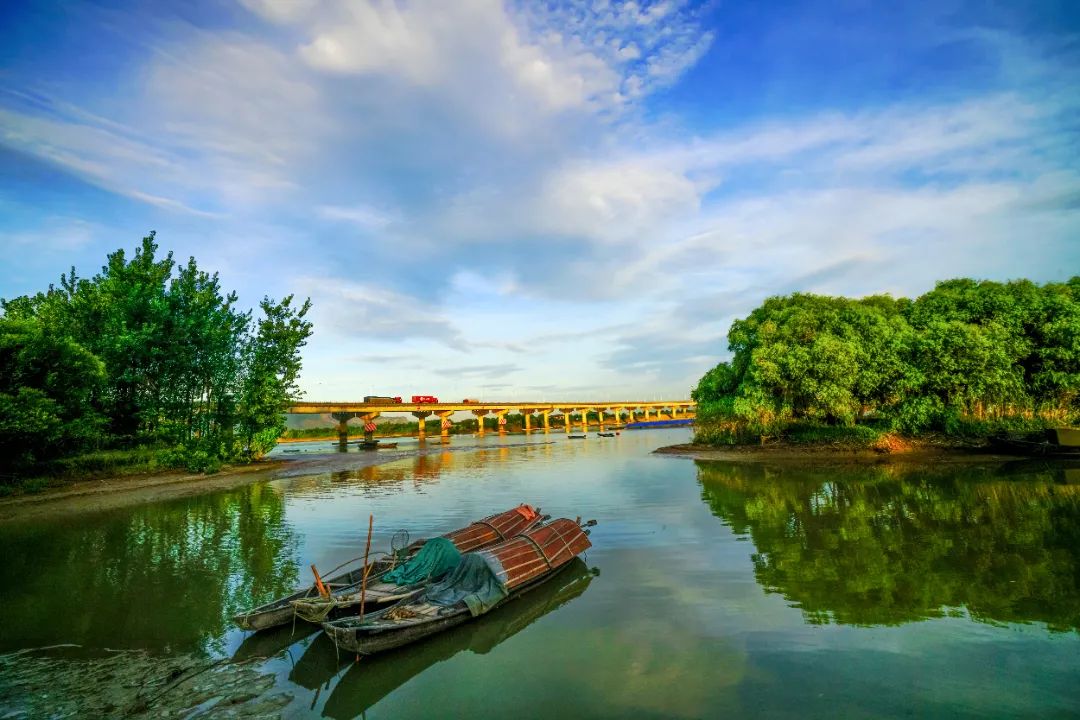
[358,514,374,620]
[311,564,329,599]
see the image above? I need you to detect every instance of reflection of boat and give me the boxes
[322,518,593,655]
[233,505,543,631]
[321,558,596,718]
[231,622,319,663]
[288,631,345,691]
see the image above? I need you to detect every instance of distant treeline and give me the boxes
[0,233,312,478]
[692,278,1080,444]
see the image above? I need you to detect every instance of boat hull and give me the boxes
[323,517,593,655]
[234,505,542,632]
[323,562,578,655]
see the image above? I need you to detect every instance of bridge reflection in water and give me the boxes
[288,400,696,445]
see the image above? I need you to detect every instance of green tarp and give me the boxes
[423,553,509,616]
[381,537,462,586]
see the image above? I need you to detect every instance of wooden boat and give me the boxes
[990,429,1080,458]
[322,517,593,655]
[233,505,542,631]
[597,432,615,437]
[360,441,398,450]
[287,505,545,625]
[319,558,595,717]
[568,434,587,439]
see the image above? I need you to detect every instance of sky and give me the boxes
[1,0,1078,403]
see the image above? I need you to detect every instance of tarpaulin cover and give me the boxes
[423,553,509,616]
[381,537,462,586]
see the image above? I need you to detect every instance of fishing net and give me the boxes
[381,537,462,586]
[423,553,508,616]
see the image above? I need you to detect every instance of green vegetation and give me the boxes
[0,232,312,485]
[692,278,1080,445]
[697,461,1080,631]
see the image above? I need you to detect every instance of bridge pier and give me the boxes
[495,409,509,434]
[542,411,550,432]
[362,413,379,443]
[413,411,432,441]
[580,409,589,434]
[438,411,454,440]
[472,409,489,435]
[331,411,357,451]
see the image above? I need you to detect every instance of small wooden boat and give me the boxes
[597,432,615,437]
[319,558,596,716]
[568,434,587,439]
[287,505,545,625]
[360,441,398,450]
[322,517,594,655]
[990,429,1080,458]
[233,505,543,631]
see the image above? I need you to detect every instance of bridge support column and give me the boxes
[542,411,550,432]
[438,411,454,440]
[413,411,432,441]
[521,409,535,433]
[331,412,357,451]
[580,409,589,434]
[473,410,488,435]
[597,408,607,432]
[361,412,380,443]
[559,410,572,436]
[496,409,509,434]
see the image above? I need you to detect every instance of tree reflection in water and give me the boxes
[0,482,299,655]
[697,460,1080,631]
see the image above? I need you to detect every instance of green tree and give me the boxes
[0,318,105,468]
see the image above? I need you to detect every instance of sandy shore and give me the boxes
[0,447,445,522]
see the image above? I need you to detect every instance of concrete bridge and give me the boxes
[288,400,696,444]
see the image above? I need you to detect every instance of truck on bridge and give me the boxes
[363,395,402,404]
[411,395,439,404]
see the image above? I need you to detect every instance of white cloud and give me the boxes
[317,204,393,229]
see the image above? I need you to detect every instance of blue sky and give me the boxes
[1,0,1078,402]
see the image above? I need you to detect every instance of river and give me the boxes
[1,428,1078,718]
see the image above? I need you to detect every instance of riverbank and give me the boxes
[0,438,554,521]
[653,437,1028,464]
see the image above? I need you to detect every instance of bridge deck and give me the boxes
[289,400,695,414]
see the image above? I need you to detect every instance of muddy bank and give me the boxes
[653,440,1028,465]
[0,440,557,522]
[0,646,291,719]
[0,450,408,522]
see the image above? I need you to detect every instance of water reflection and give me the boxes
[697,460,1080,631]
[0,482,300,654]
[322,558,596,719]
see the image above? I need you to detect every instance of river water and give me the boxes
[1,428,1078,718]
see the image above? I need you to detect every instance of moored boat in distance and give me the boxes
[322,517,594,655]
[233,504,543,631]
[990,427,1080,458]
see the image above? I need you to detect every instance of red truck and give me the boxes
[411,395,439,404]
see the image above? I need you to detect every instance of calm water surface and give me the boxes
[1,428,1079,718]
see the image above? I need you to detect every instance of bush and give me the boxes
[784,422,881,446]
